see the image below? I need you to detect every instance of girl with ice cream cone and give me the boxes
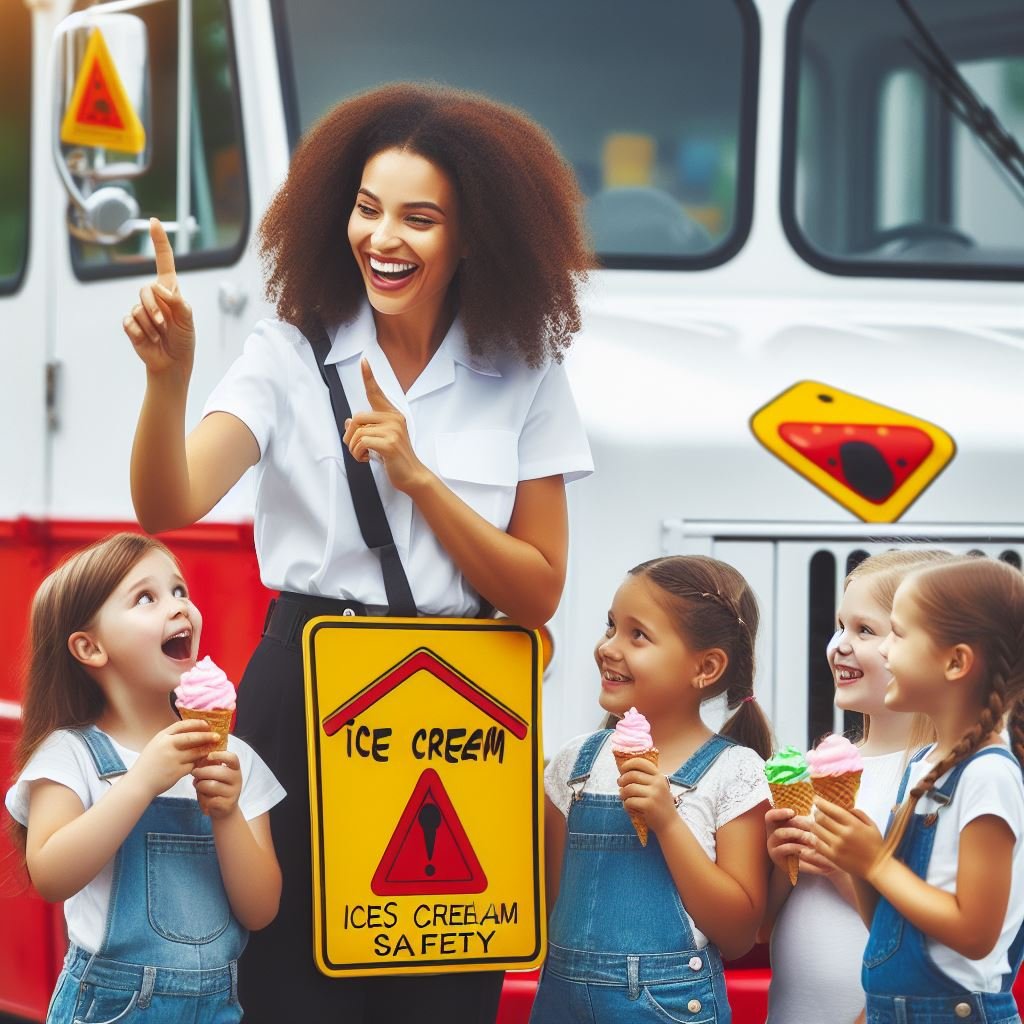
[762,549,945,1024]
[531,556,772,1024]
[4,533,284,1024]
[810,557,1024,1024]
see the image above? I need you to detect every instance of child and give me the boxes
[812,557,1024,1024]
[4,533,284,1024]
[763,550,945,1024]
[530,555,773,1024]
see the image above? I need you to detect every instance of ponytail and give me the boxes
[880,557,1024,860]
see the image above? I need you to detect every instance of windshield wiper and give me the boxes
[897,0,1024,197]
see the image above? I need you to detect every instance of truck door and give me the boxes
[48,0,257,525]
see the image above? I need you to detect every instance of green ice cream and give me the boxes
[764,745,810,785]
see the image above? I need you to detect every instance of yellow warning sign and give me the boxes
[303,617,545,976]
[60,29,146,154]
[750,380,956,523]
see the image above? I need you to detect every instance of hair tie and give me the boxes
[741,694,756,704]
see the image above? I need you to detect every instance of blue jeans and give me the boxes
[530,731,735,1024]
[46,728,245,1024]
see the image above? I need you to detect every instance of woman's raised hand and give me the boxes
[123,218,195,378]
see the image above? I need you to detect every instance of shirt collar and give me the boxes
[323,302,502,379]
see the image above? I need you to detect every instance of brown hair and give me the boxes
[6,532,177,854]
[844,549,951,751]
[258,83,592,367]
[621,555,774,761]
[881,557,1024,858]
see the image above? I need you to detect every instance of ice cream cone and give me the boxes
[178,707,232,752]
[811,770,862,811]
[613,747,659,846]
[768,780,815,885]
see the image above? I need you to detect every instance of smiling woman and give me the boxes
[123,82,594,1024]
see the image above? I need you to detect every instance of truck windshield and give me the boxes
[784,0,1024,279]
[272,0,758,269]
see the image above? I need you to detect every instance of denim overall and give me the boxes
[863,746,1024,1024]
[530,731,734,1024]
[45,726,246,1024]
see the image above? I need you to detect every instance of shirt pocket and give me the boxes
[435,430,519,529]
[146,833,231,944]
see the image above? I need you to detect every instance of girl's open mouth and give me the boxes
[368,256,418,283]
[162,631,192,660]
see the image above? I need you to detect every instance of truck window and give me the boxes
[784,0,1024,279]
[271,0,758,269]
[0,2,31,294]
[71,0,248,279]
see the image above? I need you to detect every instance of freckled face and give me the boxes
[594,575,703,724]
[347,148,464,325]
[829,578,892,717]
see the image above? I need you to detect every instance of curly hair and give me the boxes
[258,83,592,367]
[880,557,1024,859]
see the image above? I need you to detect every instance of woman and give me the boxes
[123,82,593,1023]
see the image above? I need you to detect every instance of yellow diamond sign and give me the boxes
[750,381,956,523]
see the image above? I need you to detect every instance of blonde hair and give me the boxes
[844,548,951,752]
[881,557,1024,859]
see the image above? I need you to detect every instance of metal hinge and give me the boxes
[46,361,61,431]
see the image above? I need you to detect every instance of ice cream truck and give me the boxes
[2,0,1024,1019]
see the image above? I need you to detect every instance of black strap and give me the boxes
[306,323,418,617]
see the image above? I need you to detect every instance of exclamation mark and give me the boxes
[418,803,442,877]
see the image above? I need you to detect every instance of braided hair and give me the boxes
[627,556,773,760]
[880,557,1024,858]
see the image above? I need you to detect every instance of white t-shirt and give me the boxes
[905,744,1024,993]
[5,728,286,953]
[203,303,594,615]
[767,748,908,1024]
[545,732,769,948]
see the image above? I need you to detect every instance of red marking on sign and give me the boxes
[371,769,487,896]
[74,57,126,130]
[778,422,934,505]
[321,647,528,739]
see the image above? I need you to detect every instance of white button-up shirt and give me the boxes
[203,303,593,615]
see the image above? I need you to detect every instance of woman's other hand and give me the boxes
[344,359,430,493]
[123,219,195,379]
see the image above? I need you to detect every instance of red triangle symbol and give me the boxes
[371,769,487,896]
[778,422,934,505]
[75,57,126,130]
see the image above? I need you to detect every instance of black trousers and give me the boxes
[234,632,504,1023]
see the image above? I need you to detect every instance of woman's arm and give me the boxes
[812,799,1014,959]
[347,360,567,626]
[543,795,567,915]
[126,220,258,532]
[619,756,769,959]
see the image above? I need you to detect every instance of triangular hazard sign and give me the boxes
[371,769,487,896]
[60,29,146,154]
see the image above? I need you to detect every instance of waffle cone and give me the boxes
[178,707,232,752]
[811,771,862,811]
[613,747,659,847]
[768,780,815,885]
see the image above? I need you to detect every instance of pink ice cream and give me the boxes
[612,707,655,753]
[806,733,863,777]
[175,656,236,711]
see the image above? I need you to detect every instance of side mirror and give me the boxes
[52,11,152,244]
